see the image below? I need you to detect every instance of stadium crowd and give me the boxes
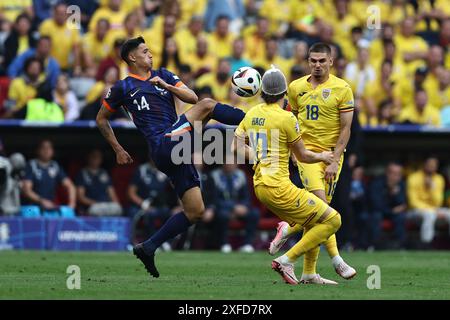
[0,0,449,126]
[0,0,450,251]
[1,137,450,251]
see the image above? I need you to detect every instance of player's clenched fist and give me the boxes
[116,149,133,165]
[149,76,169,89]
[320,151,334,165]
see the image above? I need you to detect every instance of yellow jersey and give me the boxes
[288,74,354,152]
[235,103,301,188]
[207,32,236,59]
[7,78,38,110]
[398,104,441,127]
[39,19,80,69]
[407,170,445,210]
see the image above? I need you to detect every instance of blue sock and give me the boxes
[142,212,192,254]
[211,103,245,125]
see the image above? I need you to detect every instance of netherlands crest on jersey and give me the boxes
[322,88,331,100]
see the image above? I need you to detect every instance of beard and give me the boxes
[217,72,229,82]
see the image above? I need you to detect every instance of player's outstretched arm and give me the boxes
[231,135,255,162]
[150,77,198,104]
[96,105,133,165]
[291,138,334,164]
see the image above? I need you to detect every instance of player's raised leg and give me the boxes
[183,97,246,127]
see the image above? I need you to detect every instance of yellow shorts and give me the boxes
[298,154,344,203]
[254,181,330,228]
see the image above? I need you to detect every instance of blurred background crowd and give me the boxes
[0,0,449,126]
[0,0,450,252]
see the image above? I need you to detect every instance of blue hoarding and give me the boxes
[0,217,129,251]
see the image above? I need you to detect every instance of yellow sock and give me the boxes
[286,212,341,262]
[302,226,319,275]
[303,246,320,275]
[324,234,339,258]
[286,223,302,237]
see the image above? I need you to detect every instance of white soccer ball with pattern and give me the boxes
[231,67,262,97]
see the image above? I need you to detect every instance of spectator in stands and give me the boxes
[369,162,408,249]
[196,58,232,102]
[393,66,428,112]
[53,74,80,121]
[142,0,161,27]
[379,40,405,78]
[333,56,347,80]
[5,57,43,118]
[127,161,178,247]
[365,60,397,125]
[107,11,142,49]
[22,139,76,216]
[0,1,33,24]
[253,36,291,77]
[75,149,122,216]
[81,19,112,78]
[96,38,127,81]
[316,22,343,59]
[145,0,181,37]
[377,99,396,126]
[8,36,60,89]
[203,0,245,33]
[407,156,450,244]
[341,26,363,63]
[88,0,126,37]
[39,2,81,74]
[244,16,269,63]
[209,161,259,253]
[434,68,450,111]
[394,17,429,74]
[330,0,360,50]
[289,65,307,83]
[227,37,251,74]
[80,66,119,120]
[187,36,216,78]
[398,88,441,126]
[174,15,205,62]
[428,18,450,67]
[423,46,446,109]
[13,80,64,122]
[3,14,35,70]
[160,37,182,74]
[345,42,377,125]
[289,41,309,74]
[207,15,236,59]
[370,23,394,52]
[143,14,177,68]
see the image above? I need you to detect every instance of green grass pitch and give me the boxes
[0,250,449,300]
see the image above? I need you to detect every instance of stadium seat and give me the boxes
[20,206,41,218]
[59,206,76,218]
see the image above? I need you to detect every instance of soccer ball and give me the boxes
[231,67,262,97]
